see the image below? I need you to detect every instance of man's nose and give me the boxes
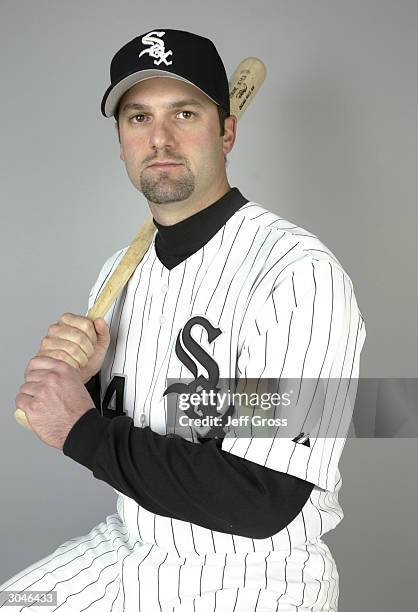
[148,117,176,150]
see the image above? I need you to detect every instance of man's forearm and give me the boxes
[63,408,314,539]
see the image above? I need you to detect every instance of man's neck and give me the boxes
[147,178,231,227]
[152,186,249,270]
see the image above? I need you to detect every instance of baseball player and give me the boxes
[1,29,366,611]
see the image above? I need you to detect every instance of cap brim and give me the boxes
[101,69,219,117]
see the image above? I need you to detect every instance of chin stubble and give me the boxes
[139,164,195,204]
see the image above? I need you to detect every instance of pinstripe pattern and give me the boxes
[1,200,364,610]
[0,540,340,610]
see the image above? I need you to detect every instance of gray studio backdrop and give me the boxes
[1,1,417,610]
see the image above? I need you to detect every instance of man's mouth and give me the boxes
[147,161,182,169]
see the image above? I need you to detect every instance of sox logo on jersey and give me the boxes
[102,315,235,440]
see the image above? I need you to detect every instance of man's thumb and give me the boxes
[93,318,110,347]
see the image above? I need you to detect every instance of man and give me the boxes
[2,30,365,611]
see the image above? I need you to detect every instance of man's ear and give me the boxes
[222,115,237,156]
[114,122,124,160]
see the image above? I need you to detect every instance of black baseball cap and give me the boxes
[101,29,230,118]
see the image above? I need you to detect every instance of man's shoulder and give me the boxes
[98,246,129,278]
[88,246,128,297]
[234,200,345,271]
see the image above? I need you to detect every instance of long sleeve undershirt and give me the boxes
[63,187,315,539]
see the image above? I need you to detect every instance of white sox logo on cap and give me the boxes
[101,29,231,117]
[138,31,173,66]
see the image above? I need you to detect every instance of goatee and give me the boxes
[140,166,195,204]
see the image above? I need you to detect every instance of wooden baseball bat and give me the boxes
[15,57,267,430]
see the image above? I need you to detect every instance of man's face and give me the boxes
[116,77,235,206]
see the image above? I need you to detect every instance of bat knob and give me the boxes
[15,408,32,430]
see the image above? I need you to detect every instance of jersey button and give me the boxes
[161,284,168,293]
[160,315,166,324]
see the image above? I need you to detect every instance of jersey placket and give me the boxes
[135,261,188,432]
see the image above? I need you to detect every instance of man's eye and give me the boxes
[130,114,147,123]
[178,111,195,119]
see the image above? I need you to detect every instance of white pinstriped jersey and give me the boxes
[93,199,364,555]
[1,199,365,611]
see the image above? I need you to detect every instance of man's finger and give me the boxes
[19,381,43,397]
[38,340,88,368]
[15,391,34,413]
[24,351,80,380]
[58,312,98,346]
[44,323,96,357]
[25,355,69,376]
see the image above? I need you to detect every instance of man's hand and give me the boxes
[38,313,110,383]
[16,356,96,449]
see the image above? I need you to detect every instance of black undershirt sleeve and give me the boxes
[65,381,315,539]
